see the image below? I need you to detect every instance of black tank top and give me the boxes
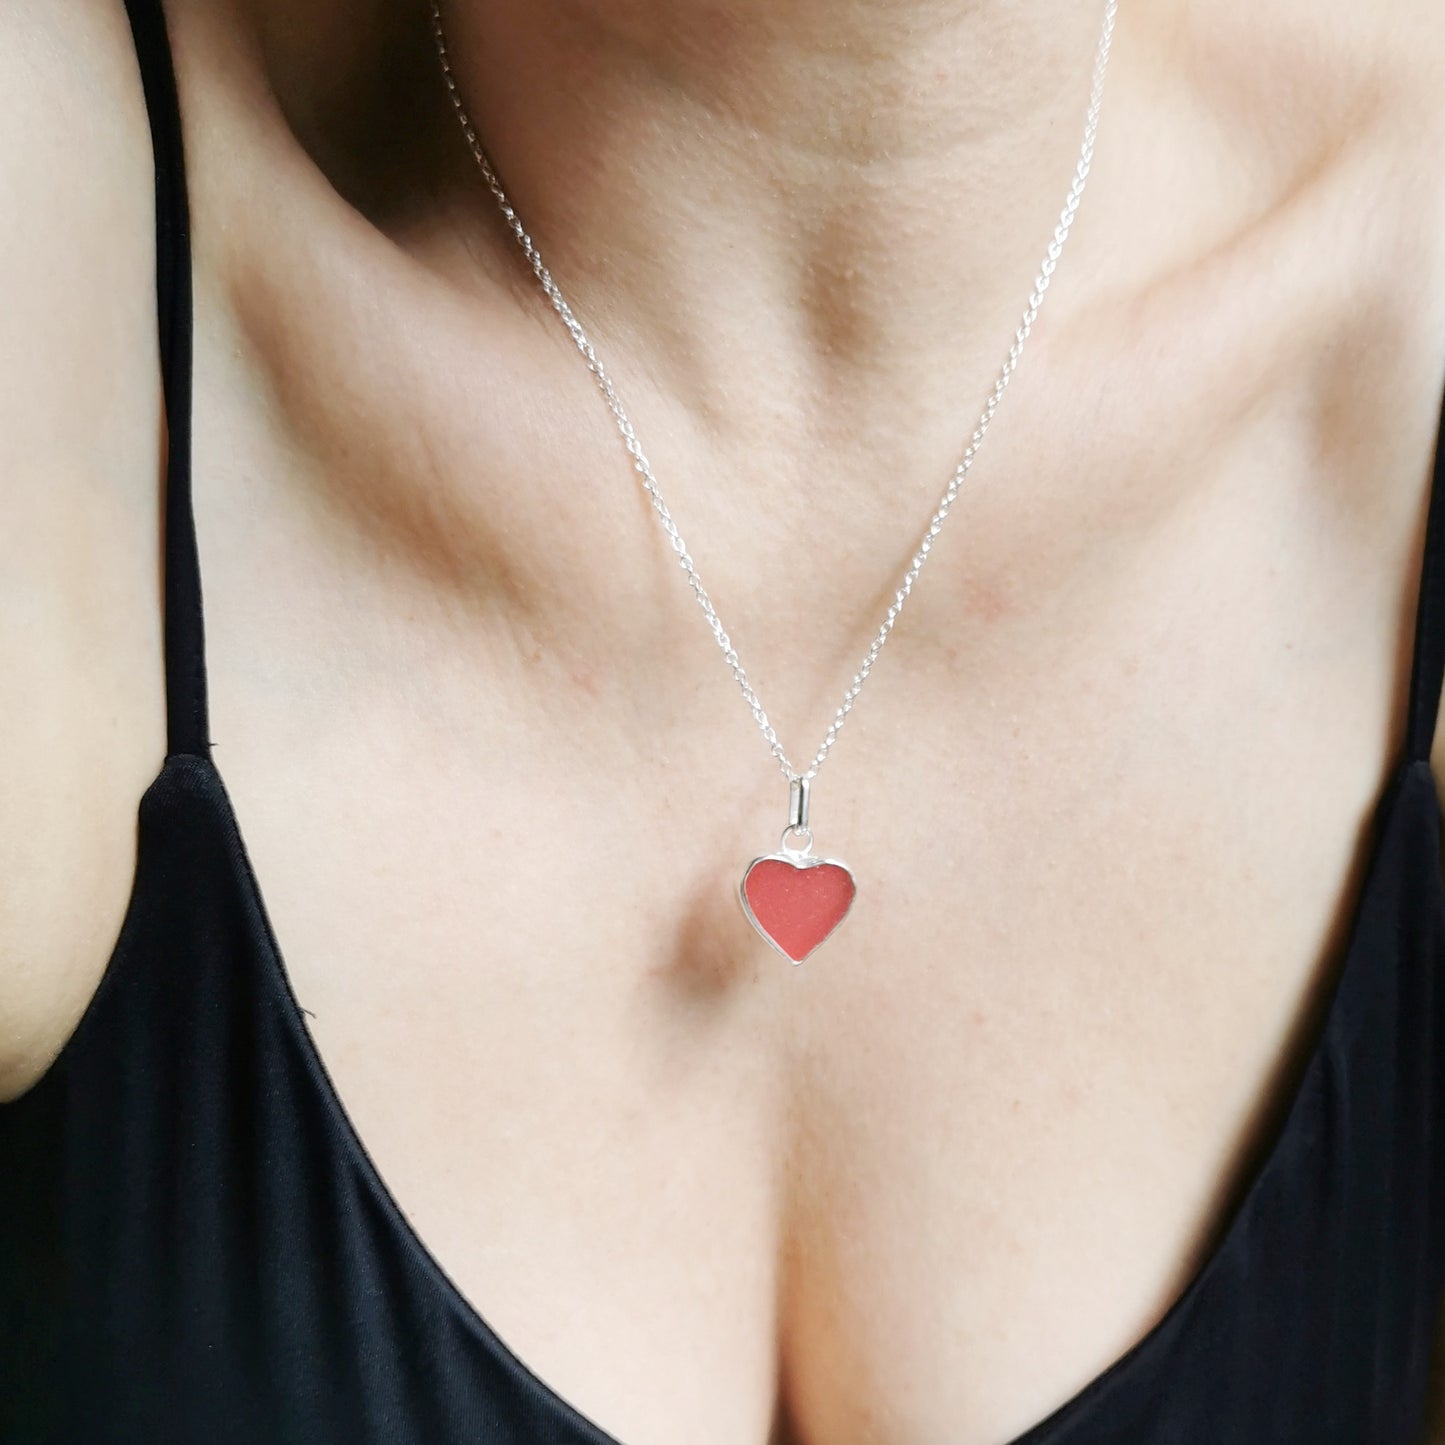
[6,2,1445,1442]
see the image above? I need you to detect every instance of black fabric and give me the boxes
[127,0,208,758]
[1411,408,1445,763]
[4,0,1445,1441]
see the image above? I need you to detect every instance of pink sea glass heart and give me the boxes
[740,855,856,963]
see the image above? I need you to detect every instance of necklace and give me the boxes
[429,0,1118,965]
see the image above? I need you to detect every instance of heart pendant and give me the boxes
[739,849,856,964]
[738,777,855,965]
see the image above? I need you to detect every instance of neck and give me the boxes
[457,0,1107,159]
[431,0,1128,377]
[233,0,1175,473]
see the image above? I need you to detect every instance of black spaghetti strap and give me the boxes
[1406,380,1445,764]
[124,0,210,759]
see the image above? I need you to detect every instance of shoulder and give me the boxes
[0,1,168,1101]
[0,3,161,448]
[1183,0,1445,231]
[1255,0,1445,783]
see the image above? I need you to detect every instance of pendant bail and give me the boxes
[789,776,810,832]
[740,773,856,962]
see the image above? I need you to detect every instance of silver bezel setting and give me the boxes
[738,849,857,966]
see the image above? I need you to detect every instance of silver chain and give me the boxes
[429,0,1117,786]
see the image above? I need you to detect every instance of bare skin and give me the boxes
[4,1,1445,1442]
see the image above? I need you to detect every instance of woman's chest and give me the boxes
[186,289,1439,1443]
